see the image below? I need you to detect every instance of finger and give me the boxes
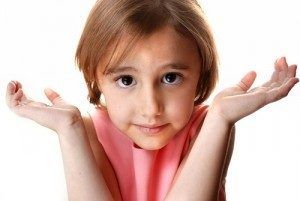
[11,80,19,90]
[277,57,288,82]
[6,81,16,107]
[270,70,279,82]
[12,80,23,93]
[44,88,64,105]
[287,64,297,78]
[280,57,289,71]
[236,71,257,92]
[278,71,287,83]
[274,57,288,71]
[262,63,296,87]
[274,58,280,70]
[266,77,299,103]
[11,80,28,100]
[9,88,24,108]
[7,80,30,106]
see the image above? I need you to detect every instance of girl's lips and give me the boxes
[135,124,168,134]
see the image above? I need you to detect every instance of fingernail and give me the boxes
[44,88,53,94]
[9,81,16,88]
[275,57,283,64]
[278,56,284,63]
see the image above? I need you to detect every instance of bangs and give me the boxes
[99,29,141,76]
[99,21,193,76]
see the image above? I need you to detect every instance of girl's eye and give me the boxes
[162,73,182,85]
[116,75,136,88]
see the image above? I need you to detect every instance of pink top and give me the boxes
[90,104,226,201]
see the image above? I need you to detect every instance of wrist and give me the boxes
[57,119,87,141]
[206,108,235,127]
[56,110,85,133]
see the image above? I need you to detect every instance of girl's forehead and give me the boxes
[98,26,199,74]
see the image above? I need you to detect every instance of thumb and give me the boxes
[44,88,64,105]
[237,71,257,92]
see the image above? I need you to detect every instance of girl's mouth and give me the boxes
[135,124,168,134]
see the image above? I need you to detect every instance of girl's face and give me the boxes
[98,25,201,150]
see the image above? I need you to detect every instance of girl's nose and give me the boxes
[139,86,163,118]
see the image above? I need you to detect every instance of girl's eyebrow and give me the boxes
[105,62,190,75]
[105,66,137,75]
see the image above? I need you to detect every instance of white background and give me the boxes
[0,0,299,200]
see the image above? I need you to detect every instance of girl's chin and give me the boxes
[132,139,169,150]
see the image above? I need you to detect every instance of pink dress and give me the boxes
[89,104,226,201]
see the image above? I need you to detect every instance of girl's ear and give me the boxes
[98,82,103,93]
[100,93,107,108]
[97,82,102,92]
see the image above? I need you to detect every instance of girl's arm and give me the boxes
[165,57,298,201]
[58,121,114,201]
[165,113,234,201]
[6,82,115,201]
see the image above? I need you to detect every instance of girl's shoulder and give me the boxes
[190,104,208,133]
[186,104,209,149]
[87,106,109,122]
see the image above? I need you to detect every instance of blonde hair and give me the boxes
[75,0,218,106]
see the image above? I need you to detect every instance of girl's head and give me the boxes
[75,0,218,150]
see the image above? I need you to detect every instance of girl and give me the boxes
[6,0,298,200]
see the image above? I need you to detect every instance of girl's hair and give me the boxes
[75,0,218,106]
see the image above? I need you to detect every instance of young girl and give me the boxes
[6,0,298,200]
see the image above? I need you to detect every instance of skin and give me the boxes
[97,25,202,150]
[5,25,298,200]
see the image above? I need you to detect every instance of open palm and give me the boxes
[210,57,298,123]
[6,81,82,133]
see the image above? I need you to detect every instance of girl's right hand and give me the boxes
[6,81,84,134]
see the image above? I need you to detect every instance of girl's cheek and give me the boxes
[109,98,133,118]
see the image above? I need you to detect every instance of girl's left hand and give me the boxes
[209,57,298,124]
